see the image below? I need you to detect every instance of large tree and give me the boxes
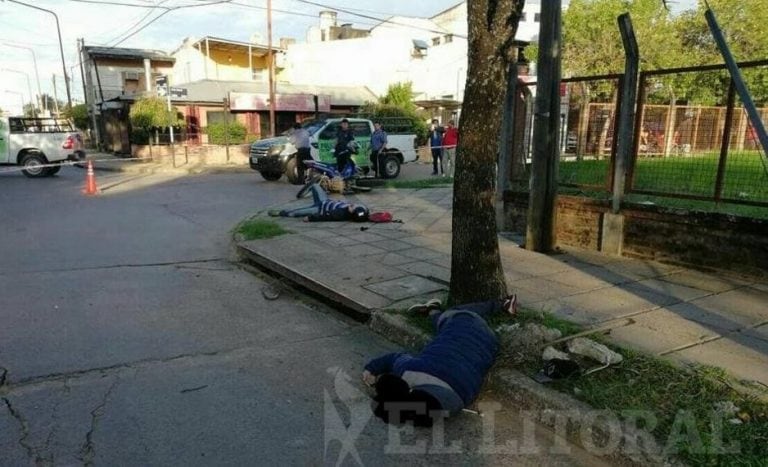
[563,0,681,75]
[449,0,525,304]
[675,0,768,105]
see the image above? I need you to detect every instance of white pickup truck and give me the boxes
[249,117,419,183]
[0,117,84,177]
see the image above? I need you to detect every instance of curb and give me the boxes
[368,310,679,467]
[236,243,371,322]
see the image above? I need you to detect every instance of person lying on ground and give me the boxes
[363,295,518,427]
[268,182,369,222]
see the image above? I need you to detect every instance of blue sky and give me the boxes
[0,0,697,112]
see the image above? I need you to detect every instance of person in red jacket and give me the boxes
[442,120,459,178]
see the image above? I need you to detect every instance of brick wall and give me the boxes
[131,144,250,165]
[503,191,768,277]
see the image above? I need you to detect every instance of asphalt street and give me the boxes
[0,165,605,466]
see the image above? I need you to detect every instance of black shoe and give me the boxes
[502,294,518,316]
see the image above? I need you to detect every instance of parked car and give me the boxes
[0,117,84,177]
[249,117,418,183]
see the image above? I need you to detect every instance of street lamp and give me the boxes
[1,42,43,114]
[1,69,33,115]
[4,90,25,115]
[3,0,72,110]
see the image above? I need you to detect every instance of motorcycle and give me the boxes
[297,141,372,197]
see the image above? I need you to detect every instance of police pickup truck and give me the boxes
[0,117,84,177]
[249,117,418,183]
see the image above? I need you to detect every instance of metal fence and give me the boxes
[513,60,768,210]
[518,74,623,191]
[627,60,768,206]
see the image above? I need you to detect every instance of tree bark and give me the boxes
[450,0,524,304]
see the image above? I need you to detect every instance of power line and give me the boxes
[103,0,172,46]
[103,0,234,48]
[288,0,465,38]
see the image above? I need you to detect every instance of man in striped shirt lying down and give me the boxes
[269,182,369,222]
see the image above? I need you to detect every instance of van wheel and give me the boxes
[21,153,49,178]
[381,153,401,179]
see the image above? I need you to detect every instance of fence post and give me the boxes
[600,13,639,256]
[497,59,519,230]
[714,80,736,203]
[611,13,639,215]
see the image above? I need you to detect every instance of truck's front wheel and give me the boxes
[285,157,303,185]
[260,171,282,181]
[20,153,49,178]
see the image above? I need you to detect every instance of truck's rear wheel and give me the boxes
[48,165,62,176]
[381,153,401,179]
[20,153,49,178]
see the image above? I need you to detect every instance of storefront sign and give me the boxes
[229,92,332,112]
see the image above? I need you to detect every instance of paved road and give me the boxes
[0,167,604,466]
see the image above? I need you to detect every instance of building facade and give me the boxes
[81,45,175,152]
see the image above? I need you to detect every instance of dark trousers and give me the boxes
[296,147,312,182]
[370,149,383,175]
[429,299,503,330]
[431,147,443,174]
[336,149,351,172]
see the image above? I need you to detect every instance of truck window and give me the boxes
[319,122,339,140]
[350,122,371,137]
[9,118,24,133]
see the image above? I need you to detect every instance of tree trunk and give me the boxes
[450,0,524,304]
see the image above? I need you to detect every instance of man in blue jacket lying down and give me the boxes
[362,295,518,427]
[268,182,369,222]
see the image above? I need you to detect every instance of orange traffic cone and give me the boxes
[83,160,98,195]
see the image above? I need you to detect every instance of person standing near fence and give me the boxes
[429,119,444,176]
[442,120,459,178]
[370,121,388,177]
[290,122,312,183]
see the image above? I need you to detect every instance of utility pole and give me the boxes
[6,0,72,110]
[2,43,43,115]
[51,74,61,116]
[526,0,562,253]
[267,0,276,137]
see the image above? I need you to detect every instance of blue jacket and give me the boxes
[365,310,499,413]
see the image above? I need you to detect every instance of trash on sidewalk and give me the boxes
[542,346,570,361]
[533,358,582,383]
[567,337,623,365]
[261,285,281,300]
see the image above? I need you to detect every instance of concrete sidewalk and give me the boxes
[81,151,250,175]
[237,187,768,391]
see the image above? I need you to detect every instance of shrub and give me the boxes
[205,121,247,145]
[65,104,90,130]
[130,128,150,144]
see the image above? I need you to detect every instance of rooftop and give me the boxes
[83,46,174,62]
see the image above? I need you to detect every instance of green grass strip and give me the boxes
[384,177,454,189]
[236,218,291,240]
